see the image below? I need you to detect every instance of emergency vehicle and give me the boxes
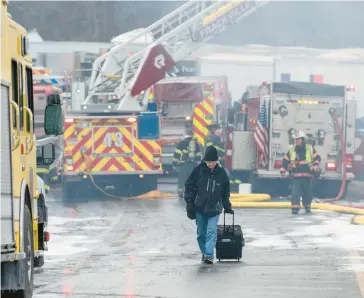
[1,1,63,296]
[65,0,271,198]
[153,76,229,171]
[226,80,357,198]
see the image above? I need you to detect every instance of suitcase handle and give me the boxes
[223,210,234,229]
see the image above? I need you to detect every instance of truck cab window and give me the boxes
[11,60,19,128]
[25,67,34,132]
[18,63,24,129]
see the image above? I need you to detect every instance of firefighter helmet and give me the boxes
[184,130,193,138]
[207,122,221,130]
[293,130,306,139]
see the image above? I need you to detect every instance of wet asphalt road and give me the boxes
[34,179,364,298]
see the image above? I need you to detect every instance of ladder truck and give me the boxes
[66,1,271,198]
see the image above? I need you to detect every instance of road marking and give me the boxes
[349,250,364,297]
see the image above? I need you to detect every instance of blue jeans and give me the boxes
[195,211,220,258]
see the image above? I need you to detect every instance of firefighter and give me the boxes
[173,129,202,198]
[204,122,225,166]
[280,130,321,215]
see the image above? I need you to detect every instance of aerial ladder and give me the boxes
[81,0,272,113]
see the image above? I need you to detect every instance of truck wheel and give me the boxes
[34,256,44,268]
[18,204,34,298]
[37,195,46,223]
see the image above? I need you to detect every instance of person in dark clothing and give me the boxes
[173,130,202,198]
[184,146,233,264]
[280,130,321,215]
[204,122,225,166]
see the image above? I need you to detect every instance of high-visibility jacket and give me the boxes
[173,137,202,166]
[281,144,321,177]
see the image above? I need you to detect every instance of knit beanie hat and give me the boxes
[204,146,218,162]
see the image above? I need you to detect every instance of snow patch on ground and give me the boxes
[45,216,105,259]
[289,217,364,250]
[247,214,364,251]
[46,235,89,256]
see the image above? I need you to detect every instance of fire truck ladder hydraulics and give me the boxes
[85,0,271,111]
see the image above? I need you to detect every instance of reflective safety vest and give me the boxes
[289,144,313,167]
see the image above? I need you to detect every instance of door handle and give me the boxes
[23,107,34,154]
[10,101,20,150]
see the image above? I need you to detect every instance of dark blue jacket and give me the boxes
[184,162,231,217]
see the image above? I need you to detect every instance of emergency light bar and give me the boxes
[310,74,324,83]
[346,84,356,91]
[296,100,319,105]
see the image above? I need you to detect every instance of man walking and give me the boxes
[184,146,233,264]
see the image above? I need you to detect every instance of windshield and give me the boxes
[89,94,121,104]
[161,102,194,118]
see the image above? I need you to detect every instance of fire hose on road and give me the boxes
[79,109,363,225]
[229,194,364,225]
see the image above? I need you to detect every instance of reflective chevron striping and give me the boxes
[63,118,161,173]
[192,94,214,147]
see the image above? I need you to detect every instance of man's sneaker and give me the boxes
[204,257,214,264]
[304,207,312,214]
[201,255,206,263]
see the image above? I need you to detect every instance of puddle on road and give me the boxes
[49,216,105,225]
[45,234,99,257]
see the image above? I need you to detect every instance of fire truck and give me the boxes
[1,1,63,296]
[64,0,271,199]
[153,76,229,172]
[226,80,357,198]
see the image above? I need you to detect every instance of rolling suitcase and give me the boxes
[216,211,245,261]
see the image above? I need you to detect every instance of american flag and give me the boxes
[253,100,269,168]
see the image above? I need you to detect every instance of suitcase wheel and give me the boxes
[218,258,221,262]
[237,258,240,261]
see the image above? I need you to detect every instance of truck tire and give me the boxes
[17,204,34,298]
[37,195,47,223]
[34,256,44,268]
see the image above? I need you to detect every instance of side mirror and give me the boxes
[44,94,64,136]
[47,93,61,105]
[36,143,56,166]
